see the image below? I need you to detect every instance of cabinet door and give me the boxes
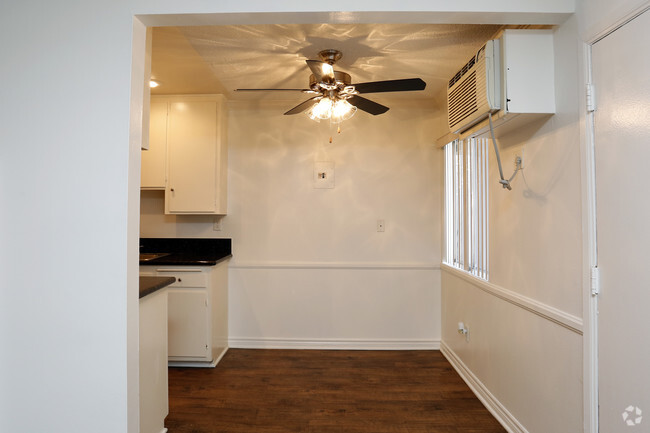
[141,99,167,189]
[166,100,217,213]
[167,288,210,360]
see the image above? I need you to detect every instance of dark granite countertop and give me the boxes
[139,276,175,299]
[140,253,232,266]
[139,238,232,266]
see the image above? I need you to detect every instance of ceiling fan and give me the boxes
[235,49,427,123]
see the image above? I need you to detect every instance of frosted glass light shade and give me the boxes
[307,98,356,123]
[331,99,356,122]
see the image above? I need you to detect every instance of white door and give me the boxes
[592,9,650,432]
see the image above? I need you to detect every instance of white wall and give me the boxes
[578,0,649,40]
[0,4,139,433]
[142,100,443,348]
[228,100,442,347]
[141,190,217,237]
[576,1,650,432]
[0,1,577,432]
[441,16,585,433]
[442,270,583,432]
[488,24,583,318]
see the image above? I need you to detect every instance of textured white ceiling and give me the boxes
[151,23,502,102]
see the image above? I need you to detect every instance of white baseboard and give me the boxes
[168,359,218,368]
[229,337,440,350]
[440,341,528,433]
[168,347,229,368]
[229,261,440,270]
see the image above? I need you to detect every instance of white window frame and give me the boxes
[444,138,489,280]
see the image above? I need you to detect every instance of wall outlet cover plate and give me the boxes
[314,161,335,189]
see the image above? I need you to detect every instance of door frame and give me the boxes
[582,4,650,433]
[582,39,598,433]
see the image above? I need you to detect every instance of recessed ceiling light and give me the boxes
[149,80,160,88]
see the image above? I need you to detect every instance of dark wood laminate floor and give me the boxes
[165,349,506,433]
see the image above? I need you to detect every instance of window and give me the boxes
[444,138,489,280]
[444,140,464,269]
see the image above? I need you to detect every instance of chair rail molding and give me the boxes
[442,263,583,334]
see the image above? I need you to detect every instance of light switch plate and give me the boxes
[314,161,335,189]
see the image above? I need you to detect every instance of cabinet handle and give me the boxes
[178,278,182,282]
[170,188,175,192]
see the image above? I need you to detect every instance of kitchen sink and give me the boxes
[139,253,171,262]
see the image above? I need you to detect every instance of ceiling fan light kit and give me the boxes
[235,49,427,125]
[307,98,357,123]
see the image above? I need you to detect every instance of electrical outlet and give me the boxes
[458,322,470,342]
[377,219,385,232]
[213,217,222,231]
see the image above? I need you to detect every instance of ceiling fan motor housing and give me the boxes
[309,71,352,91]
[318,49,343,65]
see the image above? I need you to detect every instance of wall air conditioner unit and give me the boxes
[447,29,555,137]
[447,40,501,134]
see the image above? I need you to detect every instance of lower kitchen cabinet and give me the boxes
[167,288,209,358]
[140,259,229,366]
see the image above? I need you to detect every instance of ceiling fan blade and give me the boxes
[235,88,309,92]
[306,60,335,83]
[353,78,426,94]
[284,97,320,115]
[347,95,389,115]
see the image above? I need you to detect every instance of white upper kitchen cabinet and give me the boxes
[141,94,228,214]
[165,94,228,215]
[140,98,168,190]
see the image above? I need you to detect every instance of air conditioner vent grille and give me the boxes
[449,55,477,88]
[448,71,478,129]
[446,38,500,134]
